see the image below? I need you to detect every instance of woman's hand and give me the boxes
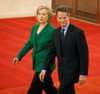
[13,57,19,66]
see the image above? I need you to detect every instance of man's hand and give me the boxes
[79,75,86,85]
[39,71,46,82]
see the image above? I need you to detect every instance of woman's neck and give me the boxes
[37,22,48,34]
[39,22,48,28]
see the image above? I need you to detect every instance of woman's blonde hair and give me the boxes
[36,6,53,23]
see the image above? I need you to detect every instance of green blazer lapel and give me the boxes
[37,23,49,39]
[31,24,39,46]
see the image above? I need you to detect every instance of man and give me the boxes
[39,6,89,94]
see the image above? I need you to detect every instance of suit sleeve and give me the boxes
[76,30,89,75]
[16,28,33,61]
[42,30,57,71]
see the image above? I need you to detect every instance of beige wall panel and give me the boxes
[0,0,52,18]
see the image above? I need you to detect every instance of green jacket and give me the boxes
[16,23,56,72]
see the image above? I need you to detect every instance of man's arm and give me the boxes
[39,30,57,82]
[76,30,89,85]
[43,30,57,71]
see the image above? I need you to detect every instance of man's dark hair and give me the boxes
[56,5,70,16]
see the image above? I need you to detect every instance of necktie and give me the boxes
[61,29,65,48]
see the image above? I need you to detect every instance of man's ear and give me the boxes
[67,13,70,17]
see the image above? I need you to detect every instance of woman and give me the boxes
[13,6,57,94]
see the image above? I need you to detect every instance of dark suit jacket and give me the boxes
[43,23,89,86]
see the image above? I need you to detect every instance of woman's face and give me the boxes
[37,9,48,24]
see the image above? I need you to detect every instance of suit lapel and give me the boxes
[56,27,62,54]
[62,24,73,53]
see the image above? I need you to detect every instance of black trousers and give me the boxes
[58,84,75,94]
[27,71,57,94]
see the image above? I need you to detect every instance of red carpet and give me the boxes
[0,16,100,94]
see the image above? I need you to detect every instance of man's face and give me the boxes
[57,11,69,28]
